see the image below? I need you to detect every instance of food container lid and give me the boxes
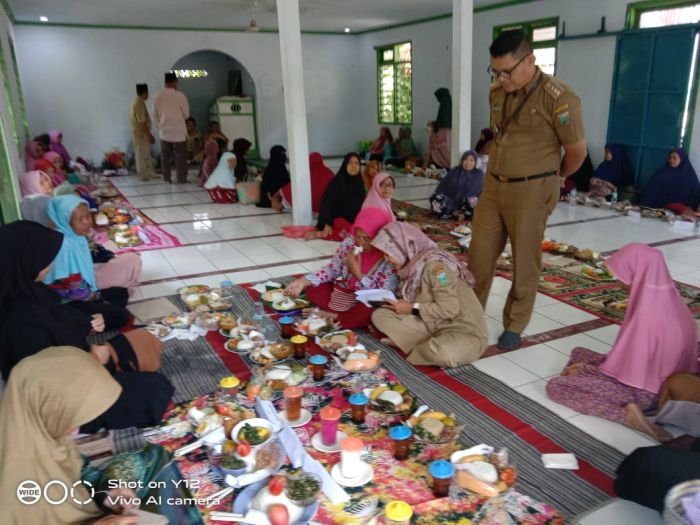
[319,406,341,421]
[290,335,308,344]
[348,393,369,406]
[340,437,364,452]
[283,386,303,398]
[429,460,454,479]
[385,500,413,521]
[279,316,295,325]
[389,425,413,440]
[219,376,240,388]
[309,354,328,365]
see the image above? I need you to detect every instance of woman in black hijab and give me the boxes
[306,152,365,241]
[233,137,252,182]
[0,221,174,432]
[257,145,290,208]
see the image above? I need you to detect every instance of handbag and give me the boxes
[236,171,261,205]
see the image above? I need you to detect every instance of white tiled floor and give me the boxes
[112,169,700,523]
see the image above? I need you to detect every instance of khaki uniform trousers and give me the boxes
[372,309,485,368]
[132,133,153,180]
[469,174,560,333]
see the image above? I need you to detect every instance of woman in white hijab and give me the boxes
[204,152,239,203]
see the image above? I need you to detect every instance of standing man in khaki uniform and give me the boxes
[129,83,155,181]
[470,30,586,350]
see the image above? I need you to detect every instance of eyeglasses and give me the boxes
[487,54,529,79]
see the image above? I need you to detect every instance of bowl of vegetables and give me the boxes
[231,418,276,449]
[284,469,322,507]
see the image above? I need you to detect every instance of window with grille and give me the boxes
[377,41,412,125]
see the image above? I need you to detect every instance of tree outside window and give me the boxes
[377,42,412,125]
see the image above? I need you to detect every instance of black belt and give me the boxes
[490,171,557,183]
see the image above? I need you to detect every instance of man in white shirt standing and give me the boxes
[152,72,190,183]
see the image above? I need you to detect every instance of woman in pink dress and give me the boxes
[546,243,699,428]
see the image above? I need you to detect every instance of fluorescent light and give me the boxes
[39,16,48,22]
[344,27,351,33]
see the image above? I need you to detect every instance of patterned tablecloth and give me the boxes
[147,361,564,525]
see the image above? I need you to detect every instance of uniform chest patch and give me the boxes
[437,272,448,286]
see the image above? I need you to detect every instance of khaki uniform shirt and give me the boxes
[414,261,488,344]
[129,96,151,138]
[488,68,584,179]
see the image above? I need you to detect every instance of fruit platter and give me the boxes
[366,384,417,415]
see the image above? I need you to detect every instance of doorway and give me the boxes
[170,50,256,147]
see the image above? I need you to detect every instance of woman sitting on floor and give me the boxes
[641,148,700,213]
[474,127,494,171]
[24,139,45,171]
[0,347,141,524]
[362,159,382,191]
[371,222,487,368]
[35,158,63,187]
[257,145,290,209]
[279,152,334,213]
[422,120,451,170]
[49,130,72,167]
[44,195,137,329]
[546,243,698,428]
[625,372,700,442]
[45,151,68,182]
[362,171,396,219]
[0,221,173,431]
[199,138,220,187]
[204,151,238,204]
[429,150,484,222]
[307,152,366,241]
[368,127,394,162]
[19,170,54,197]
[233,137,253,182]
[589,144,632,199]
[394,126,420,168]
[285,208,398,329]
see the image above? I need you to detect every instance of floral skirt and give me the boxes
[429,193,475,220]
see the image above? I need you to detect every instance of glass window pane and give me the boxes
[534,47,556,75]
[379,64,395,122]
[640,5,700,29]
[532,26,557,42]
[397,42,412,62]
[396,63,412,123]
[382,49,394,62]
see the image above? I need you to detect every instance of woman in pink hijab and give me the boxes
[24,140,45,171]
[43,151,67,185]
[547,243,698,427]
[19,170,54,197]
[49,130,71,166]
[362,171,396,220]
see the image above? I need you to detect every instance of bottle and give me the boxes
[569,188,577,207]
[220,280,234,306]
[611,189,618,204]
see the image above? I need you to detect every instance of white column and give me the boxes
[276,0,312,225]
[451,0,474,167]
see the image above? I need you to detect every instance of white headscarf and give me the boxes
[204,152,237,190]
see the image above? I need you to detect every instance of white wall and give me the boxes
[13,26,360,161]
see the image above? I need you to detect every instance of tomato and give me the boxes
[268,503,290,525]
[268,475,286,496]
[236,439,252,458]
[499,467,517,485]
[215,404,232,416]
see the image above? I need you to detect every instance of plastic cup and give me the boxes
[340,437,364,479]
[279,316,296,339]
[290,334,308,360]
[309,354,328,381]
[385,500,413,525]
[319,406,341,447]
[348,393,369,424]
[283,386,303,422]
[429,460,454,497]
[388,425,413,460]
